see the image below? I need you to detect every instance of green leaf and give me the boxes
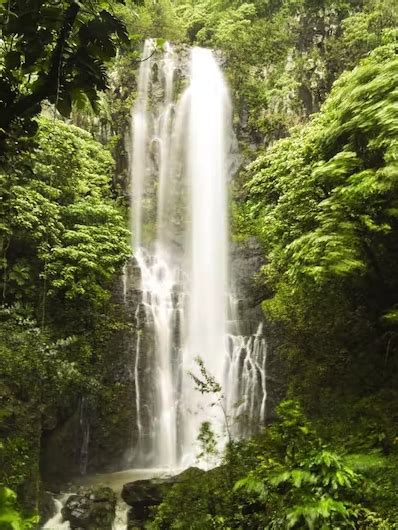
[156,37,166,48]
[56,95,72,117]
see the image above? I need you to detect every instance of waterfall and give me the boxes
[128,40,267,468]
[130,39,154,248]
[181,48,230,462]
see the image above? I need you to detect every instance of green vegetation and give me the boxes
[0,0,398,527]
[0,486,38,529]
[243,40,398,423]
[0,0,133,152]
[178,0,397,145]
[151,400,396,528]
[0,117,130,514]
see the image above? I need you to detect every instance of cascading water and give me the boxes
[42,495,71,530]
[181,47,230,462]
[128,40,267,468]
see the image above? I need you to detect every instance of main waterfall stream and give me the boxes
[127,40,267,469]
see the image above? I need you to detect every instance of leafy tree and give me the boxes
[120,0,184,41]
[0,116,130,508]
[0,305,85,508]
[1,117,130,309]
[242,40,398,416]
[0,0,132,151]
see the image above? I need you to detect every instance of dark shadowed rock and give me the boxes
[122,467,205,522]
[121,478,173,520]
[62,487,116,530]
[39,490,56,525]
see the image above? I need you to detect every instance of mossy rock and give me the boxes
[62,487,116,530]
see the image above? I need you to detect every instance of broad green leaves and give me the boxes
[0,0,132,150]
[0,486,38,529]
[236,401,365,528]
[238,39,398,474]
[246,43,398,293]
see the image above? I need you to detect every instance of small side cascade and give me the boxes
[78,396,90,476]
[225,321,267,437]
[42,495,71,530]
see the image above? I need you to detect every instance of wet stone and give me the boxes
[62,487,116,530]
[122,467,205,523]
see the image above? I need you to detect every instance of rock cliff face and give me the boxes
[230,238,287,423]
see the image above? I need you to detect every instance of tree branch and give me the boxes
[0,1,80,134]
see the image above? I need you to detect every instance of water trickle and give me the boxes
[78,396,90,475]
[42,495,71,530]
[226,323,267,437]
[127,40,267,468]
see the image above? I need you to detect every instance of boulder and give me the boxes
[121,478,173,520]
[122,467,205,522]
[62,487,116,530]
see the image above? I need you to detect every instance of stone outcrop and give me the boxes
[122,468,205,527]
[62,487,117,530]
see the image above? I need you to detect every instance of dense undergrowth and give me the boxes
[150,400,398,528]
[0,117,130,513]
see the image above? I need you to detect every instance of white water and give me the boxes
[181,48,230,461]
[130,39,154,248]
[128,40,267,468]
[42,496,71,530]
[42,38,267,530]
[42,469,171,530]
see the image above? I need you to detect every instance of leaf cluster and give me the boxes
[0,0,132,151]
[243,41,398,415]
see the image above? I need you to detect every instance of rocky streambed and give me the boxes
[42,467,205,529]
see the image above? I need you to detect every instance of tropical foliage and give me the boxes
[0,116,130,513]
[151,400,394,528]
[0,0,133,151]
[1,0,398,526]
[242,40,398,418]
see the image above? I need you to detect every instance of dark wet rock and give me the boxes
[62,487,116,530]
[121,478,172,519]
[41,408,82,484]
[230,238,269,326]
[122,467,205,522]
[39,490,56,525]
